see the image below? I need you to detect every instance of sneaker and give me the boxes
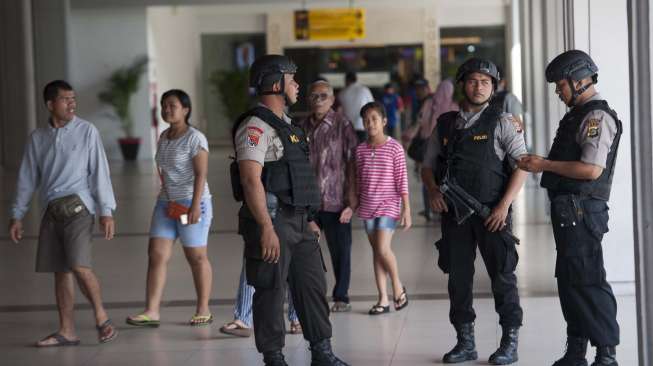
[330,302,352,313]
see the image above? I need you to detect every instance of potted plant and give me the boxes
[98,56,148,160]
[208,68,250,122]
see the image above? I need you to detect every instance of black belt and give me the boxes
[279,202,310,214]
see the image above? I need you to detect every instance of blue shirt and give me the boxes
[11,116,117,219]
[382,92,401,128]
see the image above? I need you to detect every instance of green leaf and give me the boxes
[97,56,148,137]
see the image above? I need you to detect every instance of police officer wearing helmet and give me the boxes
[519,50,621,366]
[421,58,528,365]
[232,55,349,366]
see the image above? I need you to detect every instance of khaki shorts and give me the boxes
[36,195,94,272]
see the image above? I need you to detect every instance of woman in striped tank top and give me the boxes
[352,101,411,315]
[126,89,214,328]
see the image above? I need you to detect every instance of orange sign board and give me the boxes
[295,8,366,41]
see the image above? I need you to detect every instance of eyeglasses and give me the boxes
[309,93,331,102]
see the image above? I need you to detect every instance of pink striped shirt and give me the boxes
[355,137,409,220]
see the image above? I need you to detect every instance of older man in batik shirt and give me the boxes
[298,80,358,312]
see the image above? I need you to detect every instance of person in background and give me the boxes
[126,89,214,328]
[337,71,374,143]
[298,79,358,313]
[491,66,524,133]
[403,79,459,221]
[9,80,118,346]
[349,101,411,316]
[381,82,404,138]
[411,77,432,129]
[220,261,302,337]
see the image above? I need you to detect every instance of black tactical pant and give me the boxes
[239,204,332,354]
[437,213,523,328]
[550,195,619,347]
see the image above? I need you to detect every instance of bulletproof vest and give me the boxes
[434,106,510,204]
[490,90,509,112]
[231,106,321,209]
[540,100,622,200]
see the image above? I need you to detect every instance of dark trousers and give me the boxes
[239,205,332,353]
[441,214,523,327]
[551,198,620,347]
[315,211,352,303]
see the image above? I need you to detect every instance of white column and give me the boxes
[0,0,37,169]
[627,0,653,363]
[31,0,72,128]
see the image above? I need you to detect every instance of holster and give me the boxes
[230,159,244,202]
[434,238,451,274]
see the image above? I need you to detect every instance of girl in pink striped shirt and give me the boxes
[346,101,411,315]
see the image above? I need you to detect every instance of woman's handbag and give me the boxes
[166,200,189,220]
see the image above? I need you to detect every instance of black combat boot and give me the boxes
[488,327,519,365]
[310,339,350,366]
[443,323,478,363]
[263,350,289,366]
[552,336,588,366]
[590,346,618,366]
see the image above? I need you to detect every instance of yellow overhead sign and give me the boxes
[295,8,366,41]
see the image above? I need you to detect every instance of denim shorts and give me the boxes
[363,216,398,235]
[149,198,213,247]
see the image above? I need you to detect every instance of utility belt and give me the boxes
[47,194,89,222]
[240,192,312,221]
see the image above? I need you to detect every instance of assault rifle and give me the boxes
[439,177,521,245]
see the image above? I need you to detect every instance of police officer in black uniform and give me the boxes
[519,50,620,366]
[422,58,528,365]
[232,55,349,366]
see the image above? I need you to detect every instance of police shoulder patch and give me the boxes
[587,118,600,138]
[246,126,263,147]
[500,113,522,133]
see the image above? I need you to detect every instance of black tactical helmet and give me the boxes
[455,58,501,85]
[545,49,598,83]
[249,54,297,94]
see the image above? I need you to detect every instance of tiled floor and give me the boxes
[0,148,638,365]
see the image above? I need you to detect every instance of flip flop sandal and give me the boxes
[126,314,160,328]
[219,321,252,337]
[97,319,118,344]
[190,314,213,327]
[394,286,409,311]
[368,304,390,315]
[36,332,80,347]
[289,321,303,335]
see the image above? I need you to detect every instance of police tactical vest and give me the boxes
[232,106,321,209]
[540,100,622,200]
[434,106,510,204]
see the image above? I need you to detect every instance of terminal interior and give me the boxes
[0,0,650,365]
